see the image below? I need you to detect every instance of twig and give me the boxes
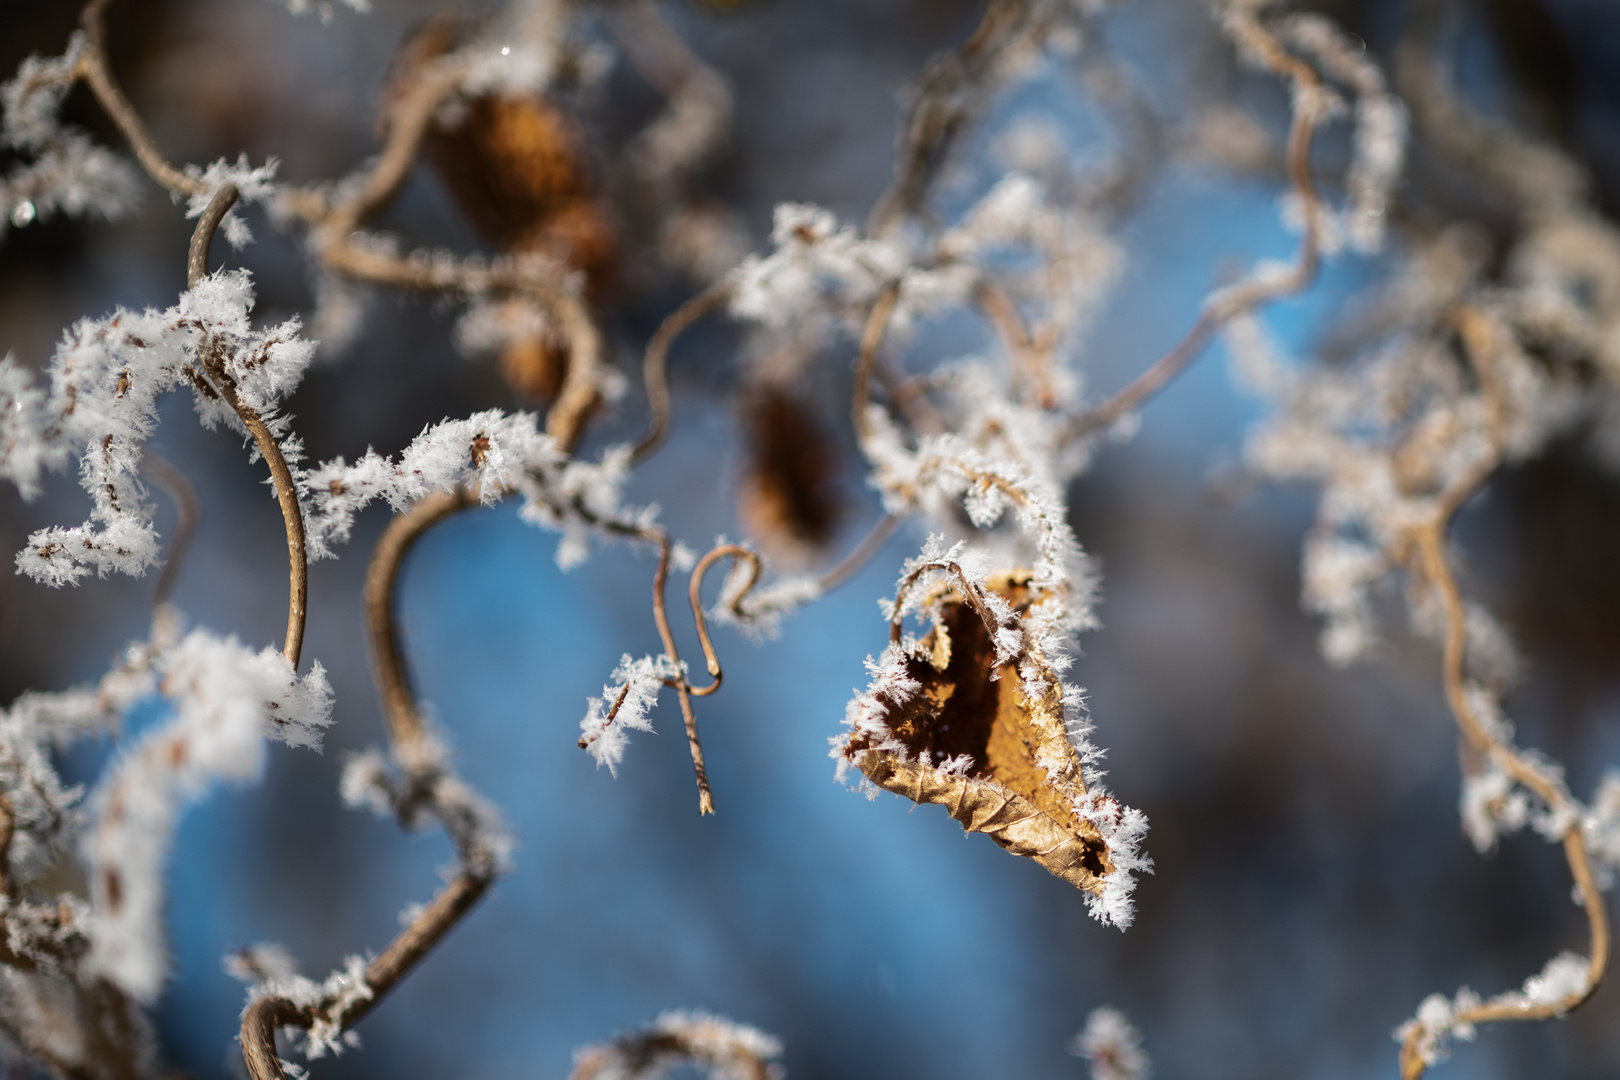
[633,282,731,463]
[852,283,902,445]
[545,290,604,455]
[75,0,207,199]
[0,793,14,900]
[1069,11,1327,439]
[140,453,198,607]
[648,533,714,815]
[976,280,1056,409]
[1394,307,1610,1078]
[78,0,610,462]
[818,513,901,592]
[888,559,1010,657]
[685,544,759,697]
[1399,520,1611,1077]
[187,184,309,669]
[569,1016,778,1080]
[186,183,237,291]
[243,488,495,1080]
[867,0,1036,236]
[364,488,478,754]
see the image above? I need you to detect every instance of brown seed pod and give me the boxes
[736,389,845,564]
[384,15,618,401]
[841,571,1115,896]
[425,94,616,286]
[498,333,567,403]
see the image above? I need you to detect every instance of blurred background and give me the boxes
[4,0,1620,1077]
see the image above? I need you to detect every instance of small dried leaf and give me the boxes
[499,334,566,402]
[842,571,1113,895]
[737,389,845,564]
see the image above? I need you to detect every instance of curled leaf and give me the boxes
[840,571,1115,897]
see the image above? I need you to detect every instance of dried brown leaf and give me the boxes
[842,572,1114,896]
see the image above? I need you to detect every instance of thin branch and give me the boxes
[818,513,901,592]
[648,532,714,815]
[1394,307,1610,1078]
[244,486,495,1080]
[569,1016,779,1080]
[1074,312,1220,436]
[545,290,604,455]
[867,0,1036,236]
[0,793,14,900]
[241,997,306,1080]
[186,182,237,290]
[852,283,902,445]
[1070,11,1327,438]
[75,0,207,198]
[140,453,198,608]
[888,559,1009,661]
[364,488,478,754]
[685,544,759,697]
[633,282,731,463]
[976,280,1055,409]
[181,184,311,668]
[323,61,471,236]
[340,870,492,1030]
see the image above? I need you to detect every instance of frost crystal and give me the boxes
[571,1009,783,1080]
[579,654,685,775]
[7,271,316,586]
[183,155,280,249]
[302,411,655,568]
[1069,1006,1150,1080]
[275,0,371,22]
[82,629,333,1000]
[1,35,142,234]
[1394,988,1480,1068]
[340,727,513,877]
[1581,771,1620,889]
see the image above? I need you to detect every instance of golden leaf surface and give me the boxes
[841,571,1114,896]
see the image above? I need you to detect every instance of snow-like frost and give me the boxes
[302,410,656,568]
[82,629,332,1001]
[579,654,685,775]
[1069,1005,1150,1080]
[7,271,316,587]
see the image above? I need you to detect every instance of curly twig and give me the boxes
[188,184,310,668]
[364,488,479,753]
[867,0,1037,236]
[1070,10,1327,438]
[75,0,207,199]
[634,282,731,463]
[242,870,495,1080]
[243,487,495,1080]
[1394,307,1610,1078]
[186,182,237,290]
[685,544,760,697]
[852,282,902,445]
[648,532,715,814]
[141,454,198,608]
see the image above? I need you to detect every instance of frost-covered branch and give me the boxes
[569,1010,783,1080]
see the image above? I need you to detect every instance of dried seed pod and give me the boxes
[499,334,567,403]
[841,571,1114,896]
[737,389,844,564]
[384,14,616,282]
[384,15,618,404]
